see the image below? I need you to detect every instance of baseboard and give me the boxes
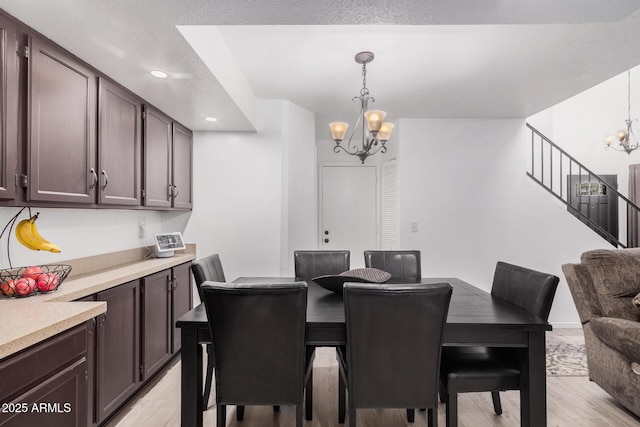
[550,322,583,329]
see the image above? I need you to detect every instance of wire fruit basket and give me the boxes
[0,264,72,298]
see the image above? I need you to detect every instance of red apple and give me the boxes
[36,273,60,292]
[15,277,36,295]
[22,266,44,280]
[0,280,16,296]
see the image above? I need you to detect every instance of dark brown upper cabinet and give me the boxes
[27,35,97,203]
[98,78,142,206]
[143,105,193,209]
[172,122,193,209]
[0,14,17,201]
[143,105,172,208]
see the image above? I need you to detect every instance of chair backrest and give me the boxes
[491,261,559,320]
[294,250,350,278]
[191,254,226,301]
[201,281,308,405]
[363,250,421,282]
[343,282,452,409]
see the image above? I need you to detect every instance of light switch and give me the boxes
[410,221,418,233]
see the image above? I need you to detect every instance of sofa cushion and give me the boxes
[581,249,640,321]
[590,317,640,364]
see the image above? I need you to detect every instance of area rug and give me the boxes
[546,334,589,377]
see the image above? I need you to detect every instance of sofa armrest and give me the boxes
[590,317,640,363]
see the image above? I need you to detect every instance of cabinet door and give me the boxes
[76,297,97,427]
[0,15,17,201]
[28,35,97,203]
[96,281,139,424]
[171,262,192,353]
[172,123,192,209]
[0,359,88,427]
[141,269,172,381]
[98,78,142,206]
[143,105,172,208]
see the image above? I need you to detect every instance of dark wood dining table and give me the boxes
[176,277,552,427]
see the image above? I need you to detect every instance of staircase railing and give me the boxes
[526,123,640,248]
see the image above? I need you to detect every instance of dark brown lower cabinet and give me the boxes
[0,323,89,427]
[0,263,192,427]
[141,270,172,381]
[96,280,140,424]
[171,262,192,352]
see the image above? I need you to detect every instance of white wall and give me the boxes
[397,118,608,326]
[183,99,317,281]
[0,208,163,269]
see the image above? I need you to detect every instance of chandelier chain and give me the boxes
[360,63,369,96]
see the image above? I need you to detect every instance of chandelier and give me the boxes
[329,51,394,164]
[605,70,639,154]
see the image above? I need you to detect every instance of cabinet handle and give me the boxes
[89,168,98,190]
[168,279,174,292]
[173,277,179,289]
[88,317,97,335]
[168,185,173,198]
[101,170,109,190]
[173,185,179,198]
[98,313,107,328]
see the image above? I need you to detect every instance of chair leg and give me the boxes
[349,408,357,427]
[439,382,447,403]
[491,391,503,415]
[338,372,346,423]
[445,392,458,427]
[295,404,303,427]
[305,366,313,420]
[203,347,214,408]
[273,405,280,412]
[217,404,226,427]
[428,407,437,427]
[406,408,415,422]
[236,405,245,421]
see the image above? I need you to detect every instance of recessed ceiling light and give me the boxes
[205,117,217,122]
[150,69,168,79]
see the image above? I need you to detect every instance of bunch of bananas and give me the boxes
[15,214,61,253]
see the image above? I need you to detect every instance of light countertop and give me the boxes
[0,246,195,360]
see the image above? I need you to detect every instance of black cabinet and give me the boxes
[97,78,142,206]
[95,280,140,424]
[27,35,97,204]
[0,14,17,201]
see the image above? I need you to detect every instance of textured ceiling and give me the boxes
[2,1,640,138]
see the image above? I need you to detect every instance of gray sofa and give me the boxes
[562,248,640,417]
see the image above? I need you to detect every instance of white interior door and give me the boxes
[320,165,378,268]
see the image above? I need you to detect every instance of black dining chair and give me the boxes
[293,249,349,420]
[438,261,559,427]
[294,250,350,279]
[337,282,453,427]
[190,254,226,408]
[201,281,313,427]
[363,250,421,282]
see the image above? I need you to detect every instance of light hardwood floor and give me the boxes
[106,329,640,427]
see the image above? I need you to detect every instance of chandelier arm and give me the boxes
[333,143,359,156]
